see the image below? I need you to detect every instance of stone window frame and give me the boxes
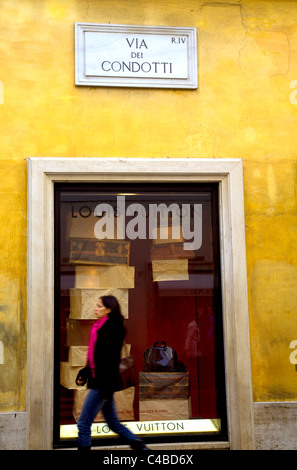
[27,157,254,450]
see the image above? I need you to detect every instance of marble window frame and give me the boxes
[27,157,254,450]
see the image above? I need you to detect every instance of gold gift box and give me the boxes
[60,362,87,390]
[70,287,129,319]
[66,319,94,346]
[74,265,135,289]
[68,346,88,366]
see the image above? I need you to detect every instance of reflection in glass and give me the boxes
[54,184,227,445]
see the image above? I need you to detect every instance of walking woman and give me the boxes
[76,295,148,451]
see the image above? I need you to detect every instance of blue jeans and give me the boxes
[77,389,137,447]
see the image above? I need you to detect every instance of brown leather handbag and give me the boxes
[117,355,138,390]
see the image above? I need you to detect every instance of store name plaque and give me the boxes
[75,23,197,89]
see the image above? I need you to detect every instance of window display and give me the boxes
[54,183,227,447]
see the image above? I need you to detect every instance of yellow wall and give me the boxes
[0,0,296,411]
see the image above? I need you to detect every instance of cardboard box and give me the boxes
[152,259,189,282]
[139,372,190,399]
[60,362,87,390]
[139,398,191,421]
[66,319,94,346]
[67,213,122,241]
[73,387,135,422]
[70,287,129,319]
[74,265,135,289]
[68,346,88,366]
[67,213,100,239]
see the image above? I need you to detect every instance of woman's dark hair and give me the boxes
[100,295,124,322]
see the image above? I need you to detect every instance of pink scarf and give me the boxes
[87,316,108,377]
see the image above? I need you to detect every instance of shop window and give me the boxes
[53,182,227,447]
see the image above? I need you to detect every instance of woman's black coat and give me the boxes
[77,316,125,400]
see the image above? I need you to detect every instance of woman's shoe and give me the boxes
[130,439,149,451]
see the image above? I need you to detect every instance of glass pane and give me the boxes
[54,183,227,446]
